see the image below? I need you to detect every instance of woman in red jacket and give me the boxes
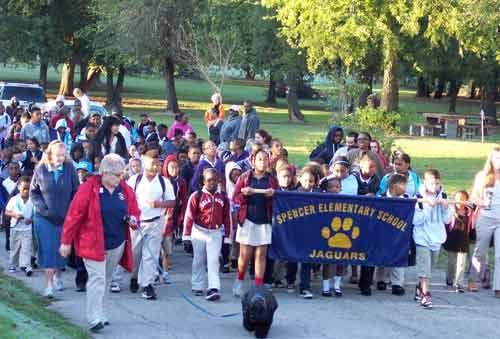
[232,149,278,297]
[59,154,140,333]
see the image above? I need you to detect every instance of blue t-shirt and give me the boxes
[247,173,271,224]
[100,185,127,250]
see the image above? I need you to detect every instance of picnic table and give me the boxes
[409,112,496,139]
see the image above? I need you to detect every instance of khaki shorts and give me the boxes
[161,236,173,256]
[416,246,440,279]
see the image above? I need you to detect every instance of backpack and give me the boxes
[133,174,167,199]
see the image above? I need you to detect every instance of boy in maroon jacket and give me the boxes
[183,168,231,301]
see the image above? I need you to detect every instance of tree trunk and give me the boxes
[469,81,477,99]
[58,60,75,96]
[434,75,445,99]
[105,66,114,107]
[380,52,399,112]
[79,60,88,90]
[266,70,277,104]
[286,73,304,122]
[416,76,429,97]
[39,61,48,90]
[85,66,101,90]
[243,65,256,80]
[164,55,180,113]
[448,79,460,113]
[112,64,125,109]
[482,70,498,123]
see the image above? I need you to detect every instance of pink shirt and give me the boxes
[167,121,194,140]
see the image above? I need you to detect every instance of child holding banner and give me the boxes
[353,154,381,296]
[232,149,278,297]
[413,169,453,308]
[296,166,321,299]
[373,174,410,296]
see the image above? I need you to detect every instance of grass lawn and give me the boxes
[0,270,89,339]
[1,64,499,192]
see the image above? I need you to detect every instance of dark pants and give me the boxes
[299,263,312,291]
[221,243,231,266]
[4,223,10,251]
[264,258,274,284]
[358,266,374,290]
[74,256,88,287]
[286,262,298,285]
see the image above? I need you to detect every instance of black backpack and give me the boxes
[133,174,167,198]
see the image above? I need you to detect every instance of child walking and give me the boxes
[183,168,231,301]
[443,191,473,293]
[162,154,187,283]
[6,176,34,276]
[413,169,453,308]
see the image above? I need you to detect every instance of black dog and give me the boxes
[242,285,278,338]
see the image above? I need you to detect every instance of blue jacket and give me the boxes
[30,162,79,225]
[377,170,420,197]
[220,113,242,143]
[309,126,344,164]
[238,109,260,141]
[190,158,225,191]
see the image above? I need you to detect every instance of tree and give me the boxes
[112,0,194,113]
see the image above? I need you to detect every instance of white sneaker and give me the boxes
[43,286,54,299]
[53,276,64,291]
[8,265,16,273]
[233,279,243,298]
[110,282,121,293]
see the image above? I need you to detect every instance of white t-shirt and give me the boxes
[127,174,175,220]
[6,194,34,231]
[0,113,11,139]
[2,178,18,195]
[79,94,91,118]
[119,125,131,150]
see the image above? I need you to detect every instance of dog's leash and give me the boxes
[136,227,240,318]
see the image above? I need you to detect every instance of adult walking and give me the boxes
[469,147,500,297]
[60,154,140,332]
[220,105,242,144]
[238,100,260,142]
[30,140,79,298]
[204,93,225,130]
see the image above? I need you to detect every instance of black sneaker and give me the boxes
[192,289,204,296]
[222,264,231,274]
[25,268,33,277]
[414,283,422,301]
[142,285,157,300]
[446,277,453,286]
[206,289,221,301]
[392,285,405,296]
[90,322,104,333]
[322,290,333,297]
[130,278,139,294]
[376,281,387,291]
[360,288,372,296]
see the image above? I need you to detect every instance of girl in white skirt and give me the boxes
[232,149,278,296]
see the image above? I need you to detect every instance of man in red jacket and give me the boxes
[183,168,231,301]
[59,154,140,333]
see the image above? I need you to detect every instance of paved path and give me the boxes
[1,235,499,339]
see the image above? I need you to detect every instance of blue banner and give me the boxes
[269,191,416,267]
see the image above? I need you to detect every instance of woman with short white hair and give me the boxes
[60,153,141,332]
[204,92,225,131]
[30,140,79,298]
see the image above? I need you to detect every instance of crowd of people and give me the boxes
[0,90,499,333]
